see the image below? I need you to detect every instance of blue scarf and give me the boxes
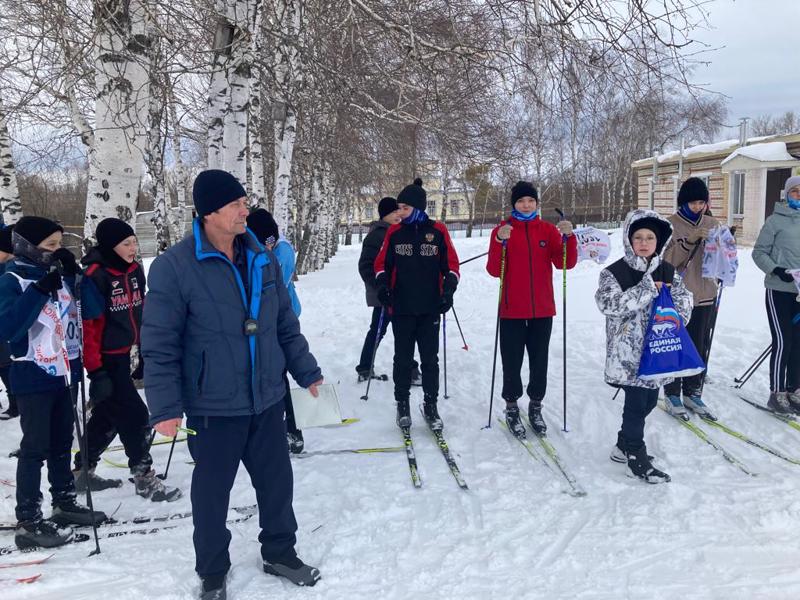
[511,209,539,222]
[678,203,703,224]
[402,208,427,224]
[789,199,800,211]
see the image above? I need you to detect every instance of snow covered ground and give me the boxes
[2,229,800,599]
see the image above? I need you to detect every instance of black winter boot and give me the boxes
[51,499,108,526]
[626,446,670,484]
[287,430,305,454]
[15,518,73,549]
[73,468,123,492]
[396,399,411,428]
[263,555,321,587]
[504,404,526,438]
[422,396,443,431]
[528,399,547,436]
[133,468,182,502]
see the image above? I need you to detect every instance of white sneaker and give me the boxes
[684,396,717,421]
[664,395,688,420]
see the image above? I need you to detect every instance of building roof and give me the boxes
[632,131,800,169]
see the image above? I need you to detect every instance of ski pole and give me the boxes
[443,313,449,399]
[555,208,568,433]
[734,344,771,388]
[360,307,386,401]
[697,282,724,398]
[459,251,488,266]
[485,241,507,429]
[68,272,101,556]
[451,305,469,350]
[158,435,178,481]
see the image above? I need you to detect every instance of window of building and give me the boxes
[731,172,745,216]
[364,206,373,219]
[428,200,437,213]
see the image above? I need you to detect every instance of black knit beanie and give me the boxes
[628,217,672,256]
[247,209,279,245]
[397,178,427,211]
[677,177,709,206]
[378,196,398,219]
[193,170,247,217]
[96,218,135,251]
[510,181,539,206]
[13,216,63,246]
[0,225,13,253]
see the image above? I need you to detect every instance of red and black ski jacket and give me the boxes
[80,248,145,373]
[374,217,460,315]
[486,216,578,319]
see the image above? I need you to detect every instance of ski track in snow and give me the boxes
[2,230,800,599]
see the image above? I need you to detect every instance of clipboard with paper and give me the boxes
[289,383,343,428]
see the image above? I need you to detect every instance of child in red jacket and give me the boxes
[487,181,577,437]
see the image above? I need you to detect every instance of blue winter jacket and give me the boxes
[0,260,82,394]
[273,238,301,317]
[0,261,10,369]
[141,220,321,425]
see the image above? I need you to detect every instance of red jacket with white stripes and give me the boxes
[486,216,578,319]
[374,218,460,315]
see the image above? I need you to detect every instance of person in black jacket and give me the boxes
[75,218,181,502]
[0,223,17,420]
[374,179,460,429]
[356,196,424,385]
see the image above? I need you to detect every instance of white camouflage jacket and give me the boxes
[595,209,694,389]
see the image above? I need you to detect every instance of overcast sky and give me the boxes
[690,0,798,135]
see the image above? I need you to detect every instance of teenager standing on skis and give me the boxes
[356,197,422,385]
[753,175,800,413]
[73,218,181,501]
[0,216,108,548]
[596,209,694,484]
[375,179,460,430]
[662,177,719,420]
[487,181,577,437]
[0,224,17,420]
[246,208,305,453]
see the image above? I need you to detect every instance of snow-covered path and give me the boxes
[2,231,799,599]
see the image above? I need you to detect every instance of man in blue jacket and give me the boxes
[142,170,324,600]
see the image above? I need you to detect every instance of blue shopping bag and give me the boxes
[638,285,705,380]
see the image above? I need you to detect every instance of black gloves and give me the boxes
[439,272,458,314]
[651,262,674,286]
[52,248,79,276]
[33,270,62,295]
[88,370,114,408]
[375,273,392,307]
[773,267,795,283]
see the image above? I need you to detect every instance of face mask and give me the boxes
[511,209,539,221]
[788,198,800,211]
[12,232,55,268]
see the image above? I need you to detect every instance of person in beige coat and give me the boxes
[662,177,719,420]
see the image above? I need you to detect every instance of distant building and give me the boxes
[632,132,800,244]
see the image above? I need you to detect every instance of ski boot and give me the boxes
[287,430,305,454]
[51,499,108,526]
[422,396,443,431]
[610,443,654,464]
[200,574,226,600]
[0,395,18,420]
[625,446,670,484]
[684,395,717,421]
[528,399,547,436]
[664,395,689,420]
[263,554,321,587]
[396,399,411,429]
[768,391,793,414]
[133,468,182,502]
[787,390,800,414]
[73,468,123,492]
[504,404,526,438]
[15,518,73,549]
[357,369,387,383]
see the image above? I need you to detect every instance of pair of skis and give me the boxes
[0,553,50,584]
[398,406,468,490]
[659,396,800,475]
[499,416,587,497]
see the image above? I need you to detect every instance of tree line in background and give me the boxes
[0,0,765,274]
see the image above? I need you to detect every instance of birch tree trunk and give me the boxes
[84,0,151,243]
[168,93,188,242]
[145,28,170,254]
[248,74,266,207]
[0,98,22,224]
[272,0,302,236]
[462,178,474,238]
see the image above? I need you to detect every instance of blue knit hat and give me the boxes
[192,170,247,217]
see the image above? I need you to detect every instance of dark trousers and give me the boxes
[16,387,77,522]
[499,317,553,403]
[617,386,659,453]
[75,354,152,473]
[282,372,300,435]
[357,307,390,373]
[187,402,297,580]
[392,313,440,401]
[766,289,800,392]
[664,304,715,398]
[0,363,16,413]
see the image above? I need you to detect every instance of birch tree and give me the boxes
[0,98,22,224]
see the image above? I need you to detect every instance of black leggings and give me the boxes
[765,289,800,393]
